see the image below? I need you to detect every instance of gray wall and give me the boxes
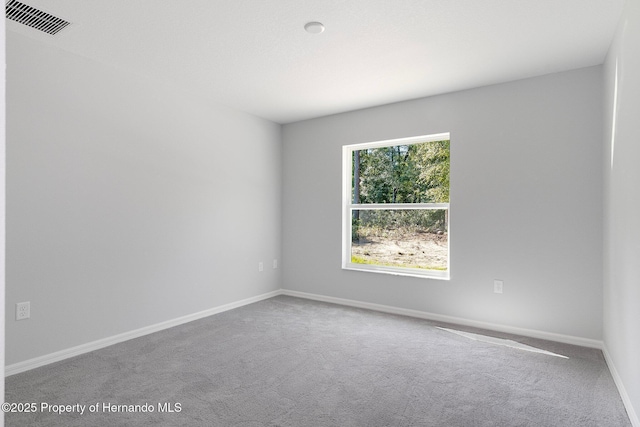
[603,0,640,423]
[6,33,282,365]
[282,67,603,341]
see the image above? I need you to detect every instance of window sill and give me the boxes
[343,263,450,280]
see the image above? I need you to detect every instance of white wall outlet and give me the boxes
[494,280,504,294]
[258,262,264,272]
[16,301,30,320]
[273,259,278,269]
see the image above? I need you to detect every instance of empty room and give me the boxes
[2,0,640,426]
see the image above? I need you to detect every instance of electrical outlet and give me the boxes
[494,280,503,294]
[273,259,278,269]
[16,301,30,320]
[258,262,264,272]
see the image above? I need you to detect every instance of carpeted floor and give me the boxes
[5,295,631,426]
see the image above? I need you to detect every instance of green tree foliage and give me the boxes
[353,140,449,204]
[415,140,450,203]
[351,140,450,239]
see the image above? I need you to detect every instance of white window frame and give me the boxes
[342,133,450,280]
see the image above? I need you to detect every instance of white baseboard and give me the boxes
[6,288,605,377]
[7,288,634,424]
[603,346,640,427]
[281,289,604,349]
[5,290,282,377]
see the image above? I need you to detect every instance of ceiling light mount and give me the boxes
[304,22,325,34]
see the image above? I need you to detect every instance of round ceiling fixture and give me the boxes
[304,22,325,34]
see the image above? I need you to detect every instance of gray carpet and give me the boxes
[5,295,631,426]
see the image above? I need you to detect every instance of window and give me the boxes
[342,133,450,279]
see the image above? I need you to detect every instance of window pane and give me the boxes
[352,140,450,204]
[351,209,448,271]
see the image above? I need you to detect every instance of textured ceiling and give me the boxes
[6,0,625,123]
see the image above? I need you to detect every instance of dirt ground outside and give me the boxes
[351,230,448,270]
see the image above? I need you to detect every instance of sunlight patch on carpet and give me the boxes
[437,327,569,359]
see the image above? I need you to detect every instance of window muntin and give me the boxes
[342,133,450,279]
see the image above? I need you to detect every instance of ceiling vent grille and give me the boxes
[6,0,70,35]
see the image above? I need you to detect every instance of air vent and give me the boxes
[6,0,70,35]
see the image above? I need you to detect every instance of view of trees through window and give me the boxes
[350,139,450,272]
